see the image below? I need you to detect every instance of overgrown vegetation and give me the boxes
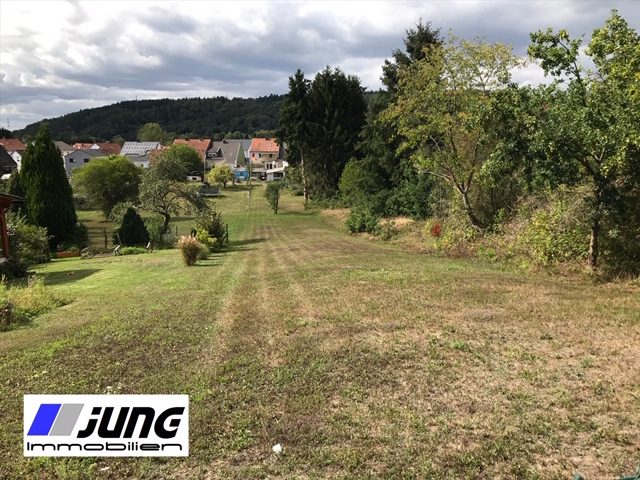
[0,278,66,331]
[264,181,283,213]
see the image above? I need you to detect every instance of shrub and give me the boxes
[144,214,168,248]
[108,201,135,225]
[345,208,380,234]
[73,223,89,249]
[177,235,205,266]
[117,208,149,246]
[195,209,227,247]
[194,227,219,253]
[265,182,283,213]
[118,246,147,256]
[4,213,50,278]
[0,278,66,331]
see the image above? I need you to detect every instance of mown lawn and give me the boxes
[1,187,638,479]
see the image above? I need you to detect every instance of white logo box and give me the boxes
[24,394,189,457]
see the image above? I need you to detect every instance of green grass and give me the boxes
[1,185,639,479]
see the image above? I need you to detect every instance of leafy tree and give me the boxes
[137,122,173,144]
[159,144,203,174]
[139,161,208,233]
[264,182,283,213]
[527,10,640,268]
[72,155,142,218]
[116,207,149,246]
[0,128,13,138]
[207,164,234,188]
[20,124,77,247]
[385,36,522,230]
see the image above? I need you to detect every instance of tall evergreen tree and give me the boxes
[305,67,367,198]
[21,124,77,247]
[6,169,26,215]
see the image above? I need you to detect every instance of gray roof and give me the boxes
[240,139,252,153]
[54,141,74,152]
[121,141,161,156]
[207,140,243,167]
[0,145,17,169]
[64,148,105,159]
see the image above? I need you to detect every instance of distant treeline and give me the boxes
[16,95,287,142]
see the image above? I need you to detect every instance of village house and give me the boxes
[0,138,26,170]
[0,145,18,179]
[206,140,247,179]
[248,137,287,181]
[63,148,105,176]
[120,141,162,168]
[73,142,122,155]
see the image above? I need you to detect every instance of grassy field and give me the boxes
[1,186,639,479]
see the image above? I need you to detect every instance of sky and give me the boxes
[1,0,639,130]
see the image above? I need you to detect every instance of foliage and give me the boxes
[194,228,219,254]
[381,19,442,93]
[72,223,90,249]
[118,246,148,256]
[194,208,227,248]
[345,208,380,235]
[72,155,142,218]
[20,124,77,248]
[4,213,50,278]
[17,95,285,142]
[264,182,283,213]
[279,67,367,199]
[137,122,173,144]
[139,162,208,233]
[385,35,523,230]
[144,214,168,247]
[116,208,149,246]
[6,170,26,215]
[207,163,234,187]
[526,10,640,268]
[0,278,66,330]
[177,235,206,266]
[159,144,203,174]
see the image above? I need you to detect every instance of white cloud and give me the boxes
[0,0,638,130]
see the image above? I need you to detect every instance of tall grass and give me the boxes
[0,278,67,330]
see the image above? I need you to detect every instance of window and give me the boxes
[69,158,75,163]
[84,158,90,163]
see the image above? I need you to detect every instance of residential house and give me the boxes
[172,138,211,175]
[63,149,105,177]
[53,141,75,156]
[240,139,252,159]
[0,138,26,170]
[120,141,162,168]
[248,138,287,181]
[206,140,246,176]
[73,142,122,155]
[0,145,18,179]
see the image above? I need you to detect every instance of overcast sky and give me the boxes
[1,0,638,130]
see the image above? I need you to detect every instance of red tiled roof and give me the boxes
[94,142,122,155]
[73,143,93,149]
[173,139,211,160]
[0,138,26,152]
[249,137,280,153]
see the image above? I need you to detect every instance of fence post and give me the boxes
[104,228,107,250]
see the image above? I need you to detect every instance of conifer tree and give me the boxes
[20,124,77,247]
[117,207,149,246]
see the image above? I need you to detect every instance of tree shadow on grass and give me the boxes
[42,269,101,286]
[227,237,266,252]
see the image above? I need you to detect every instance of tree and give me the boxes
[159,144,202,174]
[207,164,234,188]
[381,19,441,93]
[20,124,77,247]
[264,182,283,213]
[6,170,26,215]
[139,160,208,233]
[384,36,523,230]
[305,67,367,198]
[72,155,142,218]
[527,10,640,268]
[278,69,311,202]
[137,122,173,144]
[116,207,149,246]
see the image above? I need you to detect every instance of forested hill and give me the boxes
[17,95,286,142]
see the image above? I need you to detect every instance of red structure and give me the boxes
[0,193,23,258]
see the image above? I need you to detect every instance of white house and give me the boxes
[120,141,162,168]
[63,149,105,177]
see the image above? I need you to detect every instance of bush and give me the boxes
[144,214,168,247]
[117,208,150,246]
[265,182,283,213]
[4,213,50,278]
[73,223,89,249]
[194,227,219,253]
[177,235,205,266]
[345,208,380,234]
[0,278,66,331]
[118,246,147,256]
[195,209,227,248]
[108,201,135,225]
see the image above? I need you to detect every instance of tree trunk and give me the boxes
[161,212,171,234]
[460,189,483,231]
[301,151,309,204]
[588,218,600,269]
